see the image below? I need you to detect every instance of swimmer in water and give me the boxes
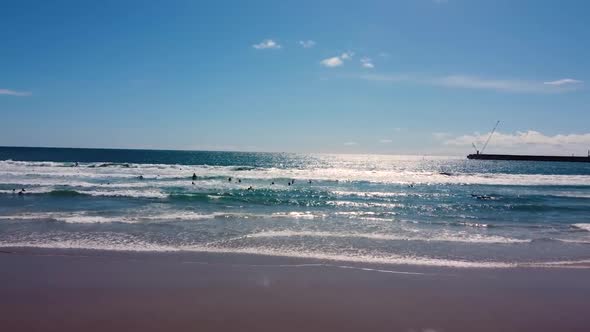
[271,181,275,185]
[192,181,195,185]
[247,186,253,191]
[192,173,197,181]
[228,177,232,182]
[138,175,144,180]
[238,179,241,183]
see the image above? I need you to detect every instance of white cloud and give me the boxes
[0,89,31,96]
[321,57,344,67]
[379,139,392,143]
[299,40,316,48]
[442,130,590,154]
[340,51,354,60]
[360,57,375,69]
[320,51,354,68]
[360,74,584,93]
[343,141,358,146]
[252,39,281,50]
[543,78,583,86]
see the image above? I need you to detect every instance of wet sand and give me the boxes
[1,247,589,332]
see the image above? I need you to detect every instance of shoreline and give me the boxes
[2,247,590,331]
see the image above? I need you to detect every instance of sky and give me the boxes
[2,0,590,155]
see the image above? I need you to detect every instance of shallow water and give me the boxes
[1,147,589,268]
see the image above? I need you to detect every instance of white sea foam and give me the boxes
[271,211,325,219]
[80,189,167,199]
[245,230,529,244]
[0,211,331,224]
[327,201,405,208]
[0,239,516,268]
[4,239,590,269]
[2,160,590,187]
[572,223,590,232]
[0,211,228,224]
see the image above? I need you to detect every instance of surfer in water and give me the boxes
[192,173,197,181]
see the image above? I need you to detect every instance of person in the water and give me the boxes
[271,181,275,185]
[138,175,144,180]
[247,186,253,190]
[192,173,197,181]
[228,177,232,182]
[238,179,241,183]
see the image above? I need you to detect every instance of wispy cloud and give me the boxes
[360,57,375,69]
[0,89,32,97]
[299,40,316,48]
[441,130,590,154]
[340,52,354,60]
[543,78,583,86]
[320,51,354,68]
[360,74,584,93]
[428,129,590,155]
[252,39,281,50]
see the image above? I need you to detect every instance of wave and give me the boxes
[245,230,530,244]
[0,210,330,224]
[327,201,405,209]
[3,160,590,187]
[3,239,590,269]
[0,211,227,224]
[572,223,590,232]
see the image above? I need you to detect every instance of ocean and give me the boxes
[1,146,589,268]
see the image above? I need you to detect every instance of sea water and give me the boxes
[1,146,589,268]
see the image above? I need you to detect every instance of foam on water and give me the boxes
[245,230,530,244]
[573,224,590,232]
[2,151,590,270]
[3,160,590,187]
[3,238,590,269]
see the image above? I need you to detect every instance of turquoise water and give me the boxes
[1,146,589,268]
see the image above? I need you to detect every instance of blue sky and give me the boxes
[2,0,590,155]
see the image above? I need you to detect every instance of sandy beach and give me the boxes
[1,247,589,332]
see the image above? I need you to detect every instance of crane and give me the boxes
[472,121,500,154]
